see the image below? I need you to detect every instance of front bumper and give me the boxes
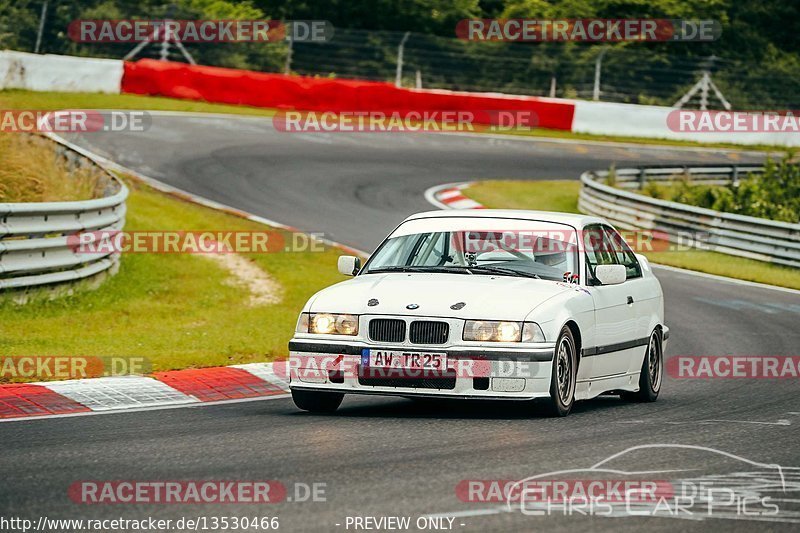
[287,339,556,400]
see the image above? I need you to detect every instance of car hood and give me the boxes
[307,273,573,320]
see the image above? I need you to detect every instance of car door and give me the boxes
[602,225,656,374]
[583,225,639,378]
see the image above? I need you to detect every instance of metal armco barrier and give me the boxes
[578,165,800,269]
[0,136,128,291]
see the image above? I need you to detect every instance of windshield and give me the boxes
[363,222,580,282]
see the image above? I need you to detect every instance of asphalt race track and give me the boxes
[2,114,799,532]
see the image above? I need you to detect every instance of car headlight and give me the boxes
[296,312,359,336]
[521,322,546,343]
[463,320,545,342]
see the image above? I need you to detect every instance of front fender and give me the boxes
[524,286,596,348]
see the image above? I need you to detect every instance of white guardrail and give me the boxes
[0,136,128,291]
[578,165,800,269]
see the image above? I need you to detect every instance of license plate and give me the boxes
[366,350,447,370]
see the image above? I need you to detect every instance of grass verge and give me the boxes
[496,126,783,153]
[0,177,346,381]
[0,133,104,202]
[0,89,783,152]
[465,180,800,290]
[0,89,277,117]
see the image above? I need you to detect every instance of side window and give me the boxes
[602,226,642,279]
[583,225,616,284]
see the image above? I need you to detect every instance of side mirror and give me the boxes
[337,255,361,276]
[594,264,626,285]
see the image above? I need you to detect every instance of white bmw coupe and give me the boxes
[289,210,668,417]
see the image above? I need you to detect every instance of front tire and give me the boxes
[541,326,577,417]
[291,389,344,413]
[622,328,663,402]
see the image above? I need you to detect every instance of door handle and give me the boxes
[627,296,634,305]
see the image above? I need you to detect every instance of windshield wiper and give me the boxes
[465,265,541,279]
[365,265,473,275]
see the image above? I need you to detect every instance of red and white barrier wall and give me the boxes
[571,100,798,147]
[0,50,123,93]
[120,59,575,130]
[2,50,797,145]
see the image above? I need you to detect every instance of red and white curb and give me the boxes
[0,132,357,424]
[0,363,290,422]
[424,182,486,210]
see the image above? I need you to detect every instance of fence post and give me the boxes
[34,1,48,54]
[395,32,411,88]
[593,47,609,101]
[284,34,293,74]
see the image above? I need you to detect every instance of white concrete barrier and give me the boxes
[0,50,123,93]
[1,49,796,148]
[571,100,800,147]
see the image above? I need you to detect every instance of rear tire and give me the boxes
[622,328,663,403]
[540,326,577,417]
[291,389,344,413]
